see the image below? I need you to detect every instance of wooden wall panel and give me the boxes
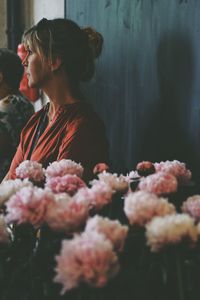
[65,0,200,178]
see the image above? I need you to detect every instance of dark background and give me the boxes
[65,0,200,179]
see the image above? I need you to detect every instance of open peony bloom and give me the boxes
[154,160,192,184]
[16,160,45,182]
[136,161,155,177]
[93,163,110,174]
[45,159,83,178]
[182,195,200,221]
[6,186,55,227]
[124,191,176,226]
[54,232,119,293]
[45,196,89,233]
[91,171,129,193]
[45,174,86,196]
[0,179,33,207]
[139,172,178,195]
[84,215,128,252]
[74,184,114,211]
[146,214,198,252]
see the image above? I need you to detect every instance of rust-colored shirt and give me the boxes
[8,102,109,180]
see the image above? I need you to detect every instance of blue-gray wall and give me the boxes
[65,0,200,179]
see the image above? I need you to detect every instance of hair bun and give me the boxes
[82,27,103,58]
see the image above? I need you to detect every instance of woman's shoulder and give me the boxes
[66,101,106,131]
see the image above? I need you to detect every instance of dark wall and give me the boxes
[65,0,200,178]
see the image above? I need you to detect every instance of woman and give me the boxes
[0,48,34,181]
[7,18,109,181]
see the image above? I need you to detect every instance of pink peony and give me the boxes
[45,159,83,178]
[124,191,176,226]
[154,160,192,184]
[54,232,119,293]
[45,196,89,233]
[89,181,114,210]
[126,170,140,182]
[91,171,129,193]
[146,214,198,252]
[84,215,128,252]
[182,195,200,221]
[6,186,55,227]
[15,160,45,182]
[74,184,114,211]
[136,161,155,177]
[45,174,86,196]
[93,163,110,174]
[139,172,178,195]
[0,179,33,206]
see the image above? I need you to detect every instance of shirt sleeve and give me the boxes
[8,142,24,179]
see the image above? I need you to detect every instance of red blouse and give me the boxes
[8,102,109,180]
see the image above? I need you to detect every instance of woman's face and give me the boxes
[22,44,51,88]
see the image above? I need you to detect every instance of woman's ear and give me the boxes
[50,57,62,72]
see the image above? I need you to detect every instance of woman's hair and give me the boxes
[0,48,24,91]
[23,18,103,83]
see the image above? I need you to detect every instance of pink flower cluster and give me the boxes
[74,183,114,211]
[124,191,175,226]
[6,186,55,227]
[93,163,109,174]
[182,195,200,221]
[45,174,86,196]
[45,159,83,178]
[146,214,198,252]
[84,215,128,252]
[136,161,155,177]
[54,232,119,293]
[139,172,178,195]
[0,179,33,206]
[45,195,89,233]
[92,172,129,193]
[154,160,192,184]
[16,160,45,182]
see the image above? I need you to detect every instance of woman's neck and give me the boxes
[42,71,81,109]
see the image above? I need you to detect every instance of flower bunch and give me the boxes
[136,161,155,177]
[45,159,83,178]
[182,195,200,221]
[91,171,129,193]
[0,179,33,206]
[146,214,198,252]
[45,195,89,233]
[124,191,175,226]
[74,183,114,211]
[45,174,86,196]
[154,160,192,184]
[139,172,178,195]
[16,160,45,183]
[54,232,119,293]
[93,163,110,174]
[6,186,55,227]
[89,181,114,210]
[84,215,128,252]
[126,170,140,182]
